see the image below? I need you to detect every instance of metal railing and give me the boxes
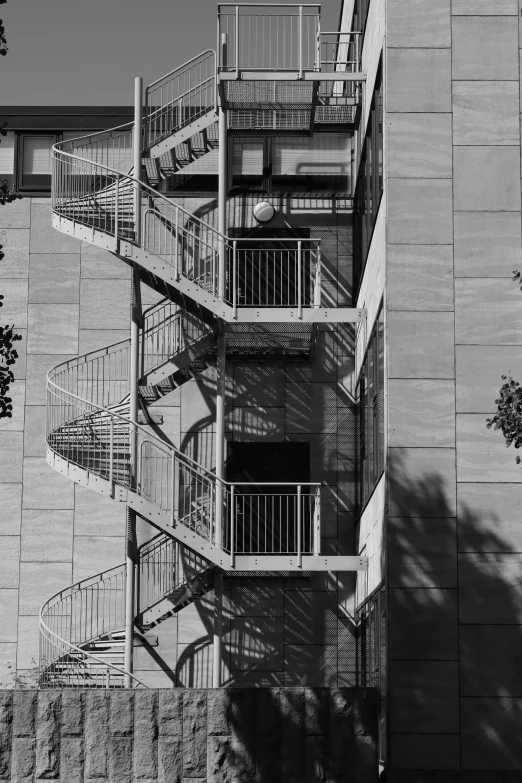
[39,565,147,689]
[47,343,323,560]
[40,534,212,688]
[140,299,212,379]
[318,31,362,74]
[145,50,216,152]
[60,122,134,175]
[356,583,386,690]
[225,483,321,568]
[137,534,210,618]
[52,147,323,311]
[356,582,387,763]
[218,4,321,75]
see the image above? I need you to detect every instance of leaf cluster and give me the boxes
[0,16,6,55]
[0,288,23,419]
[0,177,21,204]
[486,374,522,464]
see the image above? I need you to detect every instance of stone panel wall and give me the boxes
[385,0,522,775]
[0,688,378,782]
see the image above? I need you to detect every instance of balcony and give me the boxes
[218,4,365,130]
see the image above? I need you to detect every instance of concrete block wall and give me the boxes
[0,688,378,782]
[385,0,522,775]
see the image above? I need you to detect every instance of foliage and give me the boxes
[0,269,23,419]
[0,177,22,203]
[486,375,522,465]
[0,13,7,56]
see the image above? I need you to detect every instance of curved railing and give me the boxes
[52,147,322,310]
[145,50,216,152]
[39,534,212,688]
[39,564,148,689]
[47,324,322,561]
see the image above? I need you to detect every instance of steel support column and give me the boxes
[125,266,142,687]
[213,327,226,687]
[134,77,143,245]
[213,569,224,688]
[218,116,227,296]
[212,33,228,689]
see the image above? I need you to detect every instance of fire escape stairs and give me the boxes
[42,28,369,688]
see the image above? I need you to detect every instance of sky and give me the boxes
[0,0,343,106]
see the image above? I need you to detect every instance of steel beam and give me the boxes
[219,71,366,81]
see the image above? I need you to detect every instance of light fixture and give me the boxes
[253,201,275,223]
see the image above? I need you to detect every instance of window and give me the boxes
[231,137,265,190]
[0,132,15,176]
[354,63,383,286]
[357,306,384,510]
[231,134,352,193]
[19,135,57,190]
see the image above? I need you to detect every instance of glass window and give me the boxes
[357,305,385,510]
[0,131,15,175]
[20,135,57,189]
[354,62,383,288]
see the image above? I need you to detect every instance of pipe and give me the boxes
[134,77,143,245]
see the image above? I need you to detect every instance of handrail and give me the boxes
[39,564,149,689]
[147,49,216,90]
[52,136,322,310]
[145,49,216,151]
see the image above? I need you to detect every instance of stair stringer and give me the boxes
[140,332,216,387]
[148,110,218,159]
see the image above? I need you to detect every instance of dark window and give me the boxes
[18,134,58,190]
[354,63,383,288]
[225,441,311,555]
[226,442,310,485]
[357,305,384,510]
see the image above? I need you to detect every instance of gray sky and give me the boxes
[0,0,342,105]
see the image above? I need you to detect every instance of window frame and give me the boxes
[354,61,383,290]
[16,132,60,192]
[357,304,385,512]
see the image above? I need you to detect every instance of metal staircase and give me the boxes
[40,536,214,688]
[42,5,367,688]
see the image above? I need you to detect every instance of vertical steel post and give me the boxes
[297,239,302,318]
[134,77,143,246]
[299,5,303,78]
[213,327,226,688]
[213,569,223,688]
[235,6,239,79]
[125,266,142,688]
[215,30,228,689]
[218,35,228,301]
[230,484,235,569]
[297,485,302,568]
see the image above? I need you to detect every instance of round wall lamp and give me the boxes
[253,201,275,223]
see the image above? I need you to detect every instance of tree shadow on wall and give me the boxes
[385,448,522,776]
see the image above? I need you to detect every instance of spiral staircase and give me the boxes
[40,9,368,689]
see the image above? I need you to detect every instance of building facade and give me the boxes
[0,0,522,780]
